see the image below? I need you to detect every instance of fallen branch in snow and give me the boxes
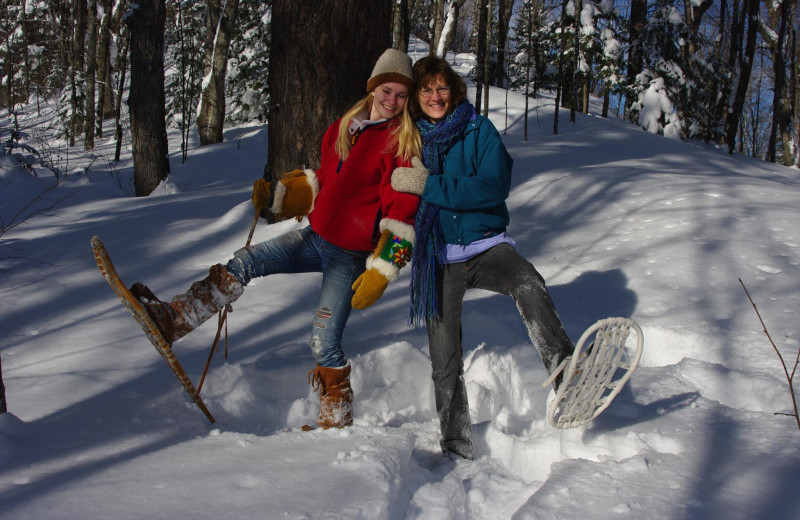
[739,278,800,431]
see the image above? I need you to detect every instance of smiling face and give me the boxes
[417,74,451,123]
[369,82,409,121]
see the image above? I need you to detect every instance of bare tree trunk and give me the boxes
[0,352,6,414]
[70,0,88,146]
[495,0,513,86]
[474,0,488,113]
[683,0,714,55]
[392,0,411,52]
[554,0,569,134]
[481,0,493,116]
[126,0,170,196]
[196,0,240,145]
[792,25,799,166]
[718,0,744,143]
[114,26,130,163]
[267,0,391,177]
[572,0,582,119]
[707,0,728,142]
[429,0,446,56]
[96,0,114,137]
[1,6,14,111]
[437,0,467,57]
[762,0,796,164]
[85,0,98,150]
[726,0,761,155]
[19,0,32,104]
[523,0,534,141]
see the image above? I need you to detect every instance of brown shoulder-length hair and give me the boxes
[410,56,468,121]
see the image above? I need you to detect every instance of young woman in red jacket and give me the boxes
[130,49,424,430]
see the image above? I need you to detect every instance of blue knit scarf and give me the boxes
[409,101,475,328]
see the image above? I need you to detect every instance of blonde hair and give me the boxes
[335,94,421,163]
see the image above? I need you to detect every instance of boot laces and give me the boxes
[307,367,324,395]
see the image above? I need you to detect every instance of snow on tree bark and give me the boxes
[196,0,240,146]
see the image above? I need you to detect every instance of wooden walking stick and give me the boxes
[198,174,269,392]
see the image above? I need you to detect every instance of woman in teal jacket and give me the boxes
[393,56,575,460]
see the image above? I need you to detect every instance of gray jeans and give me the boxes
[426,243,573,459]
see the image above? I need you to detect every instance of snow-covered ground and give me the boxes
[2,49,800,520]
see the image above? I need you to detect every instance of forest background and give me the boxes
[2,0,798,201]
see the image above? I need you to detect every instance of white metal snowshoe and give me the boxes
[542,317,644,429]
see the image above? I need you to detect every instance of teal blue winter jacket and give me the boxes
[421,115,514,245]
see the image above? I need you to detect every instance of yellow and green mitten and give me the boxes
[351,219,415,309]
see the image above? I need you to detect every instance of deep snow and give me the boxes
[2,48,800,520]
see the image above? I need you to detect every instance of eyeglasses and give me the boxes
[418,86,451,99]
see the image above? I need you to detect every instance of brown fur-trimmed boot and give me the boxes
[303,364,354,430]
[131,264,244,345]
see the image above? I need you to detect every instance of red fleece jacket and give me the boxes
[308,117,420,252]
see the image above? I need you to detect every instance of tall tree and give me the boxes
[267,0,391,176]
[726,0,760,155]
[0,353,6,414]
[95,0,118,138]
[474,0,488,113]
[494,0,513,87]
[84,0,98,150]
[792,19,799,165]
[571,0,582,120]
[481,0,493,115]
[554,0,570,133]
[70,0,88,146]
[626,0,647,118]
[434,0,467,57]
[392,0,411,52]
[0,0,22,109]
[429,0,447,56]
[761,0,796,164]
[510,0,539,140]
[683,0,713,55]
[708,0,732,143]
[166,0,206,161]
[196,0,240,145]
[113,24,130,162]
[125,0,170,196]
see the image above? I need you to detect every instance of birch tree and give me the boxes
[196,0,240,145]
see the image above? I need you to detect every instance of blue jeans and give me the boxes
[225,226,369,368]
[427,243,574,458]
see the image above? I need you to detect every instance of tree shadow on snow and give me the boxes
[584,389,701,439]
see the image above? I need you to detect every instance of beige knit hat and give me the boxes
[366,48,414,93]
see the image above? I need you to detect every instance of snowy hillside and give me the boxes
[2,50,800,519]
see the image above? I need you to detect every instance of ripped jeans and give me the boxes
[225,225,369,368]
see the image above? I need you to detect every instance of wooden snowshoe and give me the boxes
[91,236,216,423]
